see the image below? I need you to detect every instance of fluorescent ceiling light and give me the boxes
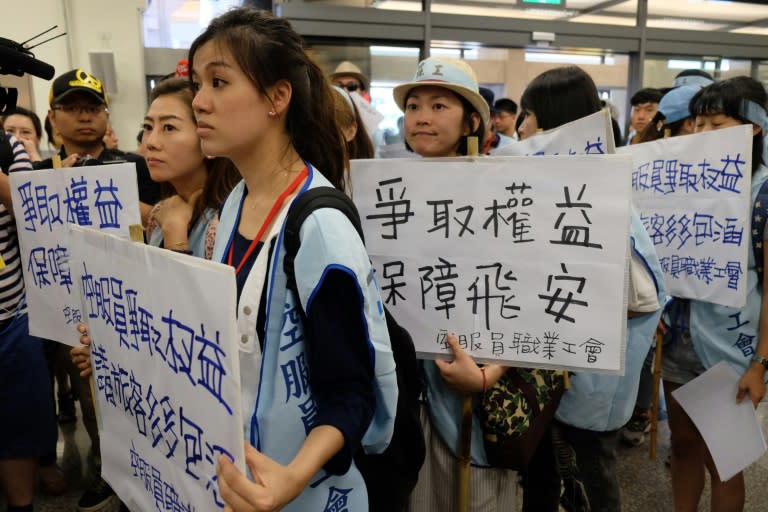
[524,52,615,65]
[370,46,420,57]
[667,59,702,69]
[430,48,480,59]
[373,0,423,10]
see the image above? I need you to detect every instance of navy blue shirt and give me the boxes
[230,229,375,474]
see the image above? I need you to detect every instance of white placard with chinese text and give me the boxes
[494,109,615,157]
[618,125,752,308]
[352,155,632,373]
[9,163,141,344]
[69,225,244,512]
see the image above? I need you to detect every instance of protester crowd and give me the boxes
[2,6,768,512]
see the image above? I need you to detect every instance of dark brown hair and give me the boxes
[521,66,602,131]
[149,78,240,232]
[188,8,348,190]
[690,76,767,173]
[333,88,374,160]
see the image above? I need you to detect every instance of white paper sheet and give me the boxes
[672,360,767,481]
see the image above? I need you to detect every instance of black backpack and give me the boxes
[283,187,425,512]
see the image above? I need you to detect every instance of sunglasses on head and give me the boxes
[335,82,361,92]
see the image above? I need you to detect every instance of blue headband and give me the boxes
[741,99,768,165]
[741,99,768,133]
[672,74,714,89]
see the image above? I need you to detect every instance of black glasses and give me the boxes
[335,82,361,92]
[53,104,108,115]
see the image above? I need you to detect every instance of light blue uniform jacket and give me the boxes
[690,165,768,374]
[556,210,666,431]
[212,165,398,510]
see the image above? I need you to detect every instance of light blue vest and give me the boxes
[148,207,215,258]
[689,165,768,374]
[423,363,491,465]
[555,210,666,431]
[212,165,398,511]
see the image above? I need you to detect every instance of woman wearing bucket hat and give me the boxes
[394,57,488,158]
[394,56,517,512]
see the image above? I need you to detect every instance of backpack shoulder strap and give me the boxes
[751,179,768,287]
[283,187,364,292]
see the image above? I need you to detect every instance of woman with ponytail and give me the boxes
[188,8,397,511]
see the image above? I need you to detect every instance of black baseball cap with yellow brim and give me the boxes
[49,68,108,106]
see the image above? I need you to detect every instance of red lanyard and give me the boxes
[228,166,308,275]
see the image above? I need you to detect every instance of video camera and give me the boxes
[0,27,61,113]
[0,28,61,171]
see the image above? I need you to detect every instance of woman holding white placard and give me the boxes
[663,76,768,512]
[190,8,396,512]
[74,11,397,511]
[517,66,664,512]
[394,56,519,512]
[69,76,240,510]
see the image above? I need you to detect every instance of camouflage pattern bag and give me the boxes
[477,368,566,471]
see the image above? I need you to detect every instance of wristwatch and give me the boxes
[752,354,768,370]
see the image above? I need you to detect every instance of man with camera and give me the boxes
[33,68,159,512]
[36,68,159,223]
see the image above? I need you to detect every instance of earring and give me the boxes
[268,110,277,118]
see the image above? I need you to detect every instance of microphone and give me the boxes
[0,29,62,112]
[0,37,55,79]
